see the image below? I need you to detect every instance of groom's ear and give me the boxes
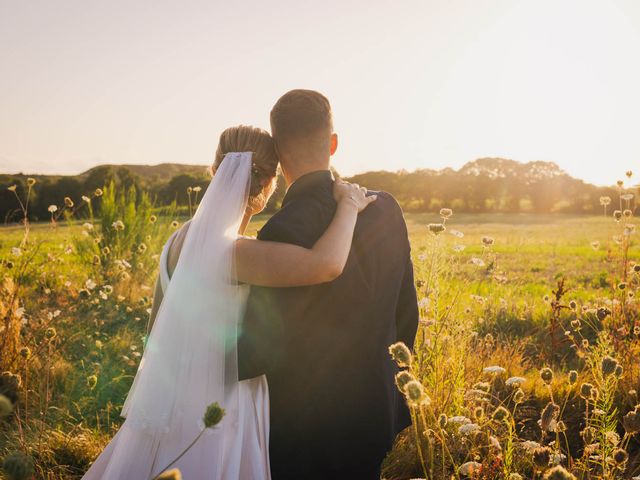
[330,133,338,156]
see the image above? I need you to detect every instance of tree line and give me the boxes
[0,158,635,223]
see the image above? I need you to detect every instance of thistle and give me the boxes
[540,367,554,385]
[622,405,640,434]
[601,356,619,377]
[395,370,415,392]
[388,342,412,367]
[543,465,576,480]
[533,446,551,468]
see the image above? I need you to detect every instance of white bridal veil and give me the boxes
[99,152,253,479]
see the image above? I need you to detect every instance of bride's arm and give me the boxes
[234,180,376,287]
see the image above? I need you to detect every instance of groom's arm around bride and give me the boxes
[238,89,419,480]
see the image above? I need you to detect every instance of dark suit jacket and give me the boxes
[238,170,418,479]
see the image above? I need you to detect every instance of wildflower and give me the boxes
[617,180,624,187]
[623,209,633,218]
[470,257,485,267]
[394,371,414,392]
[95,188,103,196]
[599,196,611,206]
[483,365,506,375]
[492,406,510,422]
[568,370,578,385]
[606,431,620,446]
[481,236,494,247]
[203,402,226,428]
[428,223,446,235]
[569,300,577,310]
[2,452,35,480]
[149,215,158,223]
[520,440,542,451]
[570,319,580,330]
[86,375,98,389]
[634,264,640,273]
[505,376,526,387]
[10,247,21,257]
[171,220,180,229]
[473,406,484,420]
[7,185,17,192]
[102,285,114,294]
[187,186,193,194]
[92,255,101,265]
[554,421,567,432]
[449,229,464,238]
[591,241,600,250]
[388,342,412,367]
[112,220,125,231]
[581,338,590,348]
[439,208,453,219]
[25,177,36,187]
[458,461,481,476]
[533,446,552,468]
[0,394,13,419]
[193,186,202,193]
[438,413,447,428]
[452,244,466,252]
[601,356,619,377]
[543,465,576,480]
[513,388,525,404]
[64,196,74,208]
[615,364,624,378]
[540,367,554,385]
[82,195,91,203]
[45,328,57,340]
[137,243,148,254]
[580,383,593,400]
[157,469,182,480]
[473,381,491,392]
[102,246,110,255]
[618,282,627,290]
[19,347,31,360]
[448,415,471,424]
[85,279,97,290]
[613,448,628,466]
[596,307,611,320]
[48,205,58,213]
[458,423,480,435]
[539,402,559,432]
[614,210,623,222]
[622,406,640,434]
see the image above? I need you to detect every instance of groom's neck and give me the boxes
[283,160,330,186]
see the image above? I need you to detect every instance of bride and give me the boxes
[83,125,376,479]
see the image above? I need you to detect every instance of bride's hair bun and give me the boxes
[213,125,279,212]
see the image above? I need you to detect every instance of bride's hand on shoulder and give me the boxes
[333,179,377,213]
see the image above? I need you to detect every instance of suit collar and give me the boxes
[282,170,333,206]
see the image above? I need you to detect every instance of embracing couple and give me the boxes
[83,89,419,480]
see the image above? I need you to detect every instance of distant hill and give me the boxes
[76,163,211,182]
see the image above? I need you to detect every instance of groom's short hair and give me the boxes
[270,89,333,157]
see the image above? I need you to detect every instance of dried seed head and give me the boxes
[543,465,577,480]
[0,394,13,419]
[492,406,510,422]
[388,342,412,367]
[568,370,578,385]
[622,406,640,434]
[438,413,448,428]
[540,367,554,385]
[394,371,415,392]
[612,448,628,465]
[514,388,525,404]
[533,446,552,468]
[601,356,619,377]
[540,402,560,432]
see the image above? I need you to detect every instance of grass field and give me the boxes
[0,207,639,479]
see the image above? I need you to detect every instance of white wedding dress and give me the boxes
[83,153,271,480]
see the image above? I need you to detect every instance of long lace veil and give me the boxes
[102,152,252,478]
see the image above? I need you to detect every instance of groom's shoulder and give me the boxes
[257,198,325,244]
[367,190,405,220]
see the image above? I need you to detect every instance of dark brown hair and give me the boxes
[270,89,333,154]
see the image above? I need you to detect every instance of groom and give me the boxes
[238,89,419,480]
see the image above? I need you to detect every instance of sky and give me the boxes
[1,0,639,186]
